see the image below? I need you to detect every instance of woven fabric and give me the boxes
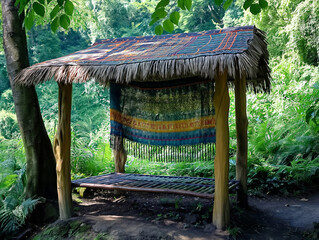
[37,26,254,67]
[110,79,215,148]
[16,25,270,93]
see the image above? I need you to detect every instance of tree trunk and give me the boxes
[213,69,230,229]
[54,83,73,220]
[1,0,57,200]
[235,72,248,207]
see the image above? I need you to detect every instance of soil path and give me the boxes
[249,192,319,230]
[32,190,319,240]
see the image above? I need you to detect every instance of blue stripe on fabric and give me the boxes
[110,120,216,146]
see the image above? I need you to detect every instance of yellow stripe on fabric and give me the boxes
[110,109,215,133]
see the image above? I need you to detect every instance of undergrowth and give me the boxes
[0,164,44,238]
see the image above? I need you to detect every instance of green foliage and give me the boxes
[248,158,319,194]
[0,165,44,236]
[163,19,174,33]
[155,25,164,35]
[123,158,214,178]
[87,0,155,40]
[151,0,269,34]
[32,220,92,240]
[15,0,75,31]
[0,0,318,201]
[169,11,180,25]
[152,0,192,34]
[0,55,9,95]
[306,83,319,132]
[0,110,19,139]
[177,0,224,32]
[291,0,319,65]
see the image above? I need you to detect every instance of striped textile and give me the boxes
[42,26,254,66]
[110,79,215,148]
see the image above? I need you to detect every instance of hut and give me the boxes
[15,25,270,229]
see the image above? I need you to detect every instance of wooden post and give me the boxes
[53,83,73,220]
[213,69,230,229]
[113,138,127,173]
[235,72,248,207]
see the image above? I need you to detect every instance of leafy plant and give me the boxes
[151,0,268,34]
[15,0,75,31]
[0,165,45,237]
[306,82,319,132]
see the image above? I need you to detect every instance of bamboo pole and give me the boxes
[235,72,248,207]
[213,69,230,229]
[53,83,73,220]
[113,138,127,173]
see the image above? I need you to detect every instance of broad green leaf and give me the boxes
[177,0,185,10]
[155,25,163,35]
[47,0,53,3]
[250,3,261,14]
[259,0,268,9]
[169,11,180,25]
[19,6,24,15]
[57,0,64,6]
[65,0,74,16]
[156,0,170,10]
[0,174,18,189]
[184,0,192,11]
[33,2,45,17]
[149,17,159,26]
[223,0,233,10]
[243,0,254,10]
[214,0,223,6]
[163,19,174,33]
[51,17,59,32]
[24,12,34,30]
[38,0,45,4]
[151,7,167,19]
[14,0,20,7]
[50,5,60,20]
[18,0,27,15]
[59,14,70,30]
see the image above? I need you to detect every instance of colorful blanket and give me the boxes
[110,79,216,150]
[40,26,254,66]
[16,25,270,94]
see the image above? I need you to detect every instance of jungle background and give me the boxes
[0,0,318,237]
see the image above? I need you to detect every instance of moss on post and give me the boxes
[213,69,230,229]
[54,83,73,220]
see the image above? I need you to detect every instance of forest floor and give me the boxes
[29,188,319,240]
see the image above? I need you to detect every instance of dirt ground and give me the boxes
[28,188,319,240]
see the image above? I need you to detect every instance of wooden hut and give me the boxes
[15,25,270,229]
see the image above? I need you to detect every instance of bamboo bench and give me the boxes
[72,173,239,199]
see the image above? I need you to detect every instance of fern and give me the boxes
[0,164,45,236]
[0,208,22,234]
[0,197,44,235]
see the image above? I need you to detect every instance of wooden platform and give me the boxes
[72,173,239,199]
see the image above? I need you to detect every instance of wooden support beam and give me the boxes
[113,138,127,173]
[235,72,248,207]
[54,83,73,220]
[213,70,230,229]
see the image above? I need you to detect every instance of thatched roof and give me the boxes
[15,25,270,92]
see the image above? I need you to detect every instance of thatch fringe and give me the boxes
[14,27,270,93]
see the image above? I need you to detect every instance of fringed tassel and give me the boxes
[122,138,215,162]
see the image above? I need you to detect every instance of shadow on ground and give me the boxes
[30,189,319,240]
